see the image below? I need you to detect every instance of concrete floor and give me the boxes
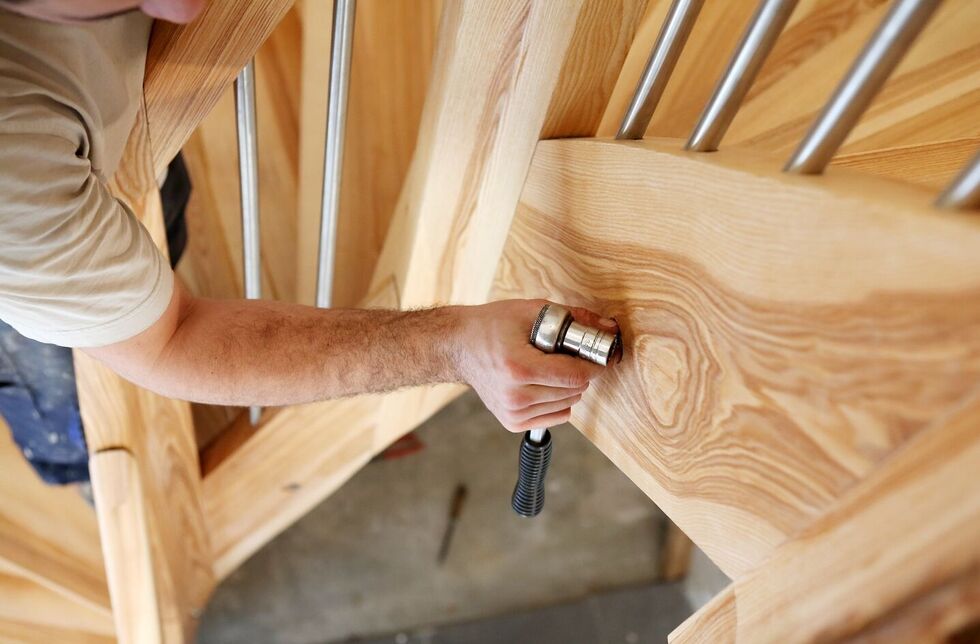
[199,392,694,643]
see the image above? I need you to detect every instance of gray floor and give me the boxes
[199,393,692,644]
[354,582,691,644]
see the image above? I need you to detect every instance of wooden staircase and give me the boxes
[1,0,978,641]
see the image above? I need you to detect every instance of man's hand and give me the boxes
[454,300,619,432]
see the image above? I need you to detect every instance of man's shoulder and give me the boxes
[0,8,152,178]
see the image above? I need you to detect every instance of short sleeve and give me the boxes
[0,118,174,348]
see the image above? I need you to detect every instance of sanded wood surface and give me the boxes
[671,394,980,643]
[599,0,980,188]
[492,137,980,577]
[143,0,295,176]
[0,562,113,638]
[0,620,114,644]
[0,425,110,621]
[368,0,647,310]
[203,395,379,579]
[89,449,162,644]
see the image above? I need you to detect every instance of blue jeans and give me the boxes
[0,154,190,484]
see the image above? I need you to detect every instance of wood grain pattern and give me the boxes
[203,395,379,579]
[367,0,645,309]
[0,620,114,644]
[831,136,980,191]
[89,449,162,644]
[143,0,295,176]
[670,394,980,643]
[294,0,442,307]
[75,103,214,642]
[492,137,980,577]
[0,424,110,620]
[0,560,112,637]
[178,8,301,305]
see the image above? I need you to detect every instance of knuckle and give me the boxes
[502,357,531,383]
[504,389,528,410]
[565,370,589,388]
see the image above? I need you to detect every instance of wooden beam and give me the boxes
[75,104,214,642]
[89,450,161,643]
[670,393,980,643]
[831,136,980,192]
[203,395,379,580]
[367,0,647,310]
[0,425,110,620]
[143,0,295,176]
[492,137,980,577]
[0,620,114,644]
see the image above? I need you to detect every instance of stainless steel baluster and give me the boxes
[936,150,980,210]
[686,0,798,152]
[784,0,941,174]
[616,0,704,140]
[235,59,262,426]
[315,0,357,309]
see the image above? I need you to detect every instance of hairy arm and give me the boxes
[84,281,617,432]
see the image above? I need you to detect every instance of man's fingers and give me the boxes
[517,350,603,388]
[515,408,574,432]
[512,393,582,422]
[507,383,587,409]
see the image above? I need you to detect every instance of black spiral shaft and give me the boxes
[511,430,553,517]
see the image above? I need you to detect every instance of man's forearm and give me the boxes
[86,282,613,433]
[147,297,465,406]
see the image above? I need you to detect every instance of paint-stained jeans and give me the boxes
[0,154,191,484]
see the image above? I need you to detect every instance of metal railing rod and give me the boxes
[235,59,262,426]
[784,0,941,174]
[616,0,704,140]
[936,150,980,210]
[686,0,797,152]
[315,0,357,309]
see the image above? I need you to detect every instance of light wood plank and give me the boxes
[0,562,113,637]
[203,395,379,580]
[0,619,114,644]
[89,449,161,643]
[143,0,295,176]
[0,425,110,620]
[492,137,980,577]
[831,136,980,191]
[671,393,980,643]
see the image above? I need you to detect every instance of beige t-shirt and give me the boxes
[0,8,173,348]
